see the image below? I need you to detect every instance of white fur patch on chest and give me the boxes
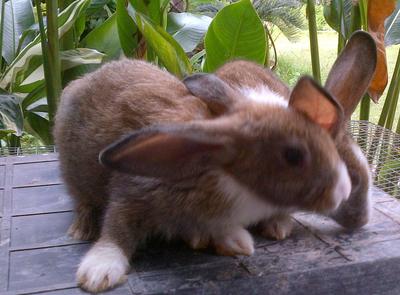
[240,85,288,107]
[217,173,278,227]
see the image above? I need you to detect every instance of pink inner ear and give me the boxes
[112,134,199,165]
[111,133,225,167]
[290,77,340,133]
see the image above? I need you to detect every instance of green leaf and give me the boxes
[204,0,266,72]
[61,48,105,70]
[26,97,48,113]
[0,94,23,136]
[378,155,400,184]
[21,83,46,110]
[16,23,40,56]
[24,111,51,145]
[167,12,212,53]
[127,6,191,77]
[385,2,400,46]
[57,0,91,37]
[80,13,121,59]
[1,0,35,64]
[86,0,111,16]
[147,0,163,25]
[116,0,138,57]
[323,0,353,39]
[0,0,90,91]
[15,48,104,93]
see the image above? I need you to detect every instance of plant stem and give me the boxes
[35,0,61,141]
[388,49,400,133]
[265,24,275,69]
[379,48,400,128]
[46,1,61,130]
[306,0,321,83]
[0,0,6,72]
[46,0,62,114]
[359,0,368,29]
[337,0,345,54]
[359,94,370,121]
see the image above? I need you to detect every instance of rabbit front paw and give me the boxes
[259,215,293,240]
[77,241,129,293]
[214,228,254,256]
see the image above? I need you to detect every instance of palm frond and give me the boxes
[254,0,306,42]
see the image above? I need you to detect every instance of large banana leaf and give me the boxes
[80,13,121,59]
[116,0,138,57]
[0,0,90,91]
[385,1,400,46]
[24,111,51,145]
[0,94,23,136]
[1,0,35,64]
[204,0,266,72]
[323,0,353,39]
[16,48,104,93]
[167,12,212,53]
[86,0,112,16]
[127,6,191,77]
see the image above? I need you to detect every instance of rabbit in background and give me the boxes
[210,31,376,237]
[53,31,376,292]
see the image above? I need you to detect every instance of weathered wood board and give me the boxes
[0,155,399,294]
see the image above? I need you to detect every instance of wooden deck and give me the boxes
[0,154,400,294]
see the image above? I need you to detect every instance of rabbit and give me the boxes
[206,30,377,238]
[53,30,374,293]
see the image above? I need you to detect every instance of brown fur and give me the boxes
[54,31,376,293]
[54,60,210,240]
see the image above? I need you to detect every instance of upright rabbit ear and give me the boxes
[183,73,238,115]
[290,77,344,136]
[99,125,236,179]
[325,31,377,118]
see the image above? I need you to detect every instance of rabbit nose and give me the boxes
[331,160,351,210]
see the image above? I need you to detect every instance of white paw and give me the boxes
[260,215,293,240]
[77,242,130,293]
[214,228,254,256]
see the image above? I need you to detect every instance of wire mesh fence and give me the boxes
[350,120,400,198]
[0,120,399,197]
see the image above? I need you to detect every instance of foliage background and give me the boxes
[0,0,399,150]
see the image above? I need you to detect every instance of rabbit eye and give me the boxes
[283,146,304,167]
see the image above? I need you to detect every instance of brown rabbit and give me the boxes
[54,31,375,293]
[207,31,376,237]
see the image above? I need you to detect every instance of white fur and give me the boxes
[77,241,130,292]
[240,86,288,107]
[217,173,279,227]
[332,160,352,210]
[215,227,255,256]
[350,142,370,172]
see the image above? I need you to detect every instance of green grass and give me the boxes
[274,30,400,126]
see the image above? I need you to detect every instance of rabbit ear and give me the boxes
[325,31,377,118]
[183,73,237,115]
[100,125,236,179]
[290,76,344,136]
